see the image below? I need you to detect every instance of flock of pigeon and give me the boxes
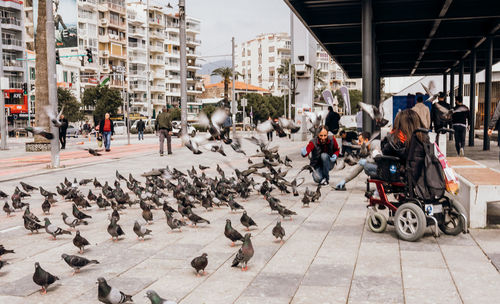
[0,130,324,303]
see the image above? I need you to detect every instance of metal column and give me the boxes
[469,49,476,146]
[361,0,373,133]
[231,37,236,136]
[458,61,464,99]
[443,73,447,97]
[0,26,6,150]
[484,37,493,151]
[450,67,455,108]
[179,0,188,135]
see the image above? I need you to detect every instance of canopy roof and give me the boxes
[285,0,500,78]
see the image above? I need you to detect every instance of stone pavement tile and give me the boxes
[486,252,500,271]
[239,272,302,299]
[178,273,249,304]
[142,269,205,303]
[347,275,404,304]
[235,296,290,304]
[0,274,40,297]
[436,233,476,246]
[398,236,440,252]
[76,276,155,302]
[470,229,500,271]
[405,287,461,304]
[291,286,348,304]
[300,263,353,287]
[400,250,447,269]
[0,296,26,304]
[402,266,456,291]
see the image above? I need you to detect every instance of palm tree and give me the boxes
[34,0,49,142]
[314,68,326,101]
[211,67,232,106]
[278,59,296,115]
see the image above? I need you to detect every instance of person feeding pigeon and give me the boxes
[301,125,340,185]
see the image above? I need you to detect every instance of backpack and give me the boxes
[407,132,446,201]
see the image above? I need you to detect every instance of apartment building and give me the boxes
[1,0,25,91]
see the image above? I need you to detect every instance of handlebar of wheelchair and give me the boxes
[374,154,400,162]
[436,127,455,134]
[413,128,430,134]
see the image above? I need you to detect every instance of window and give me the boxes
[63,71,68,83]
[71,72,75,84]
[269,57,275,63]
[30,68,35,81]
[247,50,251,56]
[269,46,275,53]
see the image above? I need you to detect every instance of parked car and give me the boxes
[130,119,155,134]
[113,121,127,135]
[172,121,197,137]
[66,125,80,138]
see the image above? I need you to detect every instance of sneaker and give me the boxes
[459,148,465,157]
[335,184,346,191]
[320,179,329,186]
[105,149,110,152]
[160,153,164,156]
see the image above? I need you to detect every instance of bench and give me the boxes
[448,157,500,228]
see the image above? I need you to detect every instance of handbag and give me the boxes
[97,134,103,148]
[434,143,459,195]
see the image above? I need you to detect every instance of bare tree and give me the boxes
[34,0,49,142]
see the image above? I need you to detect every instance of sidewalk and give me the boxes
[0,137,499,303]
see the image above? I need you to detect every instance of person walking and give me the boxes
[99,113,114,152]
[451,96,470,157]
[430,92,451,145]
[223,108,232,140]
[266,116,273,141]
[59,114,68,150]
[155,107,172,156]
[325,106,341,135]
[412,94,431,129]
[137,118,145,140]
[301,126,340,185]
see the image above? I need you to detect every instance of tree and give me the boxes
[57,88,84,122]
[277,59,296,109]
[34,0,48,142]
[201,104,216,118]
[243,93,284,124]
[169,108,181,121]
[82,86,123,123]
[211,67,241,107]
[349,89,363,112]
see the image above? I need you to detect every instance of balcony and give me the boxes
[149,17,165,28]
[150,31,165,40]
[187,63,202,70]
[152,72,165,79]
[128,28,145,37]
[187,50,201,58]
[108,34,126,44]
[107,2,126,14]
[99,50,110,57]
[128,42,146,49]
[2,38,23,50]
[166,75,181,83]
[129,56,147,64]
[130,83,147,91]
[79,0,97,7]
[129,69,146,76]
[165,51,180,57]
[152,98,165,105]
[151,85,166,92]
[109,19,126,30]
[98,34,109,43]
[186,38,201,45]
[1,17,22,30]
[150,45,163,53]
[165,63,180,71]
[150,59,164,66]
[99,18,108,27]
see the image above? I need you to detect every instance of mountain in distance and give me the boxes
[200,59,233,83]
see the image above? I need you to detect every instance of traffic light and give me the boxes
[22,83,28,95]
[56,50,60,64]
[86,48,93,63]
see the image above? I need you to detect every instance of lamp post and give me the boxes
[179,0,188,135]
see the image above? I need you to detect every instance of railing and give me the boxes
[129,69,146,75]
[109,19,126,28]
[2,38,22,47]
[166,76,181,82]
[129,42,146,48]
[188,63,202,68]
[186,38,201,44]
[150,59,164,65]
[166,22,179,28]
[150,45,163,52]
[149,18,163,26]
[9,81,23,89]
[79,0,97,4]
[130,84,147,90]
[166,51,180,56]
[1,17,21,26]
[107,2,126,13]
[151,85,166,91]
[128,29,145,36]
[3,59,23,67]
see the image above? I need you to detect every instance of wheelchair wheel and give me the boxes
[395,203,426,242]
[366,212,387,233]
[439,199,466,236]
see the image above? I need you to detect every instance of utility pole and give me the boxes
[179,0,188,135]
[46,0,60,168]
[231,37,236,136]
[0,26,6,150]
[146,0,151,120]
[289,10,293,120]
[25,51,31,125]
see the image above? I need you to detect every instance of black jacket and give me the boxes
[490,101,500,131]
[99,119,115,135]
[382,132,407,163]
[431,100,451,131]
[451,105,470,126]
[59,118,69,134]
[137,120,146,132]
[325,111,340,133]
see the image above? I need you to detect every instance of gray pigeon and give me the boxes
[62,212,88,229]
[107,217,125,241]
[231,233,254,271]
[133,220,152,241]
[145,290,177,304]
[33,262,59,294]
[61,253,99,275]
[272,220,285,243]
[240,211,257,231]
[97,277,133,304]
[73,230,90,253]
[44,218,71,240]
[191,253,208,276]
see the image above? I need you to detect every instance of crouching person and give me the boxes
[301,126,340,185]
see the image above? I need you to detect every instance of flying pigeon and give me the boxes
[358,101,389,127]
[24,127,54,140]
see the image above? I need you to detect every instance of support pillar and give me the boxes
[469,49,476,146]
[443,73,447,98]
[484,37,493,151]
[450,67,455,108]
[458,61,464,99]
[362,0,373,133]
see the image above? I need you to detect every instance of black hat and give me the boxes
[438,92,446,98]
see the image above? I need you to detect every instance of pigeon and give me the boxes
[44,218,71,240]
[3,202,15,216]
[39,186,56,197]
[20,181,38,192]
[165,211,186,232]
[302,193,311,207]
[61,253,99,275]
[96,195,111,210]
[62,212,88,229]
[88,190,97,201]
[41,199,51,214]
[24,206,40,223]
[23,215,45,234]
[0,260,8,270]
[94,178,103,188]
[224,219,244,247]
[359,101,388,127]
[198,165,210,170]
[133,220,152,241]
[0,190,8,199]
[86,148,102,156]
[73,230,91,254]
[186,208,210,226]
[0,245,14,258]
[191,253,208,276]
[79,178,93,186]
[25,127,54,140]
[231,233,254,271]
[116,170,126,181]
[305,110,328,134]
[145,290,177,304]
[73,203,92,220]
[142,205,153,224]
[33,262,59,294]
[46,105,64,127]
[107,217,125,241]
[228,198,245,213]
[272,220,286,243]
[97,277,133,304]
[276,205,297,220]
[240,211,257,231]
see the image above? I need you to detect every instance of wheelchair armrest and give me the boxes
[374,154,400,162]
[436,127,454,134]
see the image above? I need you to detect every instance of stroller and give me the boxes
[365,128,468,242]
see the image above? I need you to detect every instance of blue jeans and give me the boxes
[363,162,378,177]
[312,153,335,183]
[103,131,111,150]
[138,131,144,140]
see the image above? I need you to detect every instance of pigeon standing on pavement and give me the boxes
[224,219,243,247]
[240,211,257,231]
[32,262,59,294]
[133,220,152,241]
[61,254,99,275]
[23,215,44,234]
[145,290,177,304]
[44,218,71,240]
[231,233,254,271]
[165,211,186,232]
[3,202,15,216]
[41,199,51,214]
[107,217,125,241]
[0,245,14,259]
[62,212,88,229]
[73,230,91,253]
[272,220,286,243]
[191,253,208,276]
[97,277,133,304]
[20,181,38,192]
[73,203,92,220]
